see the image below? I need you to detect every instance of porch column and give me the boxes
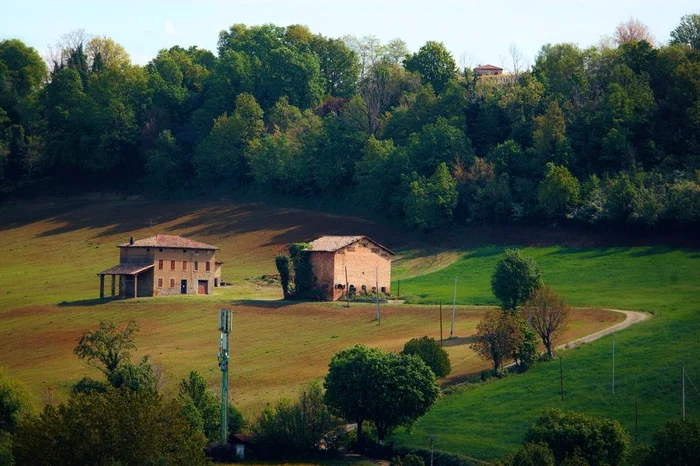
[119,275,123,297]
[111,275,116,297]
[134,274,138,298]
[99,275,105,299]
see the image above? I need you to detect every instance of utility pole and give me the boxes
[450,276,457,338]
[612,333,615,395]
[439,301,443,347]
[375,266,380,325]
[682,365,686,420]
[428,435,438,466]
[397,280,400,298]
[345,267,350,308]
[218,309,232,444]
[635,395,639,443]
[560,357,564,402]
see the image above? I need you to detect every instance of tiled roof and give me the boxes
[119,235,218,250]
[98,263,154,276]
[475,64,503,70]
[307,235,394,255]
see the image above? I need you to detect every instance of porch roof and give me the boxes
[97,263,154,276]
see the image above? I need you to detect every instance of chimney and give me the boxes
[129,236,134,245]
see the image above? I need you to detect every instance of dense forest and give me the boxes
[1,16,699,230]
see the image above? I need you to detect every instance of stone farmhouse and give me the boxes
[97,235,223,298]
[307,235,395,301]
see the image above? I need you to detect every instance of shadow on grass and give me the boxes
[57,297,123,307]
[442,335,476,347]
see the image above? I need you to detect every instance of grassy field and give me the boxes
[390,246,700,460]
[1,198,697,462]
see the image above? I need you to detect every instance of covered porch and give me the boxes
[97,263,154,299]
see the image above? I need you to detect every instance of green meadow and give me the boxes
[390,245,700,460]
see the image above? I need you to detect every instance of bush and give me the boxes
[525,408,630,466]
[275,254,291,299]
[251,382,344,458]
[402,336,451,378]
[511,442,555,466]
[641,417,700,466]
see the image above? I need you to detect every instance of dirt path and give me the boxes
[557,309,649,350]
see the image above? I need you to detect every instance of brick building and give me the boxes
[97,235,223,298]
[307,235,394,301]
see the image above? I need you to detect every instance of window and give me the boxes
[183,249,187,253]
[159,248,163,252]
[194,261,199,271]
[170,260,175,270]
[182,260,187,271]
[158,260,163,270]
[158,278,163,288]
[205,261,211,272]
[170,278,175,288]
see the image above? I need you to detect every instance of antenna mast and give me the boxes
[218,309,233,444]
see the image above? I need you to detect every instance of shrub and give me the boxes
[641,417,700,466]
[402,336,451,378]
[275,254,291,298]
[525,408,630,466]
[512,442,555,466]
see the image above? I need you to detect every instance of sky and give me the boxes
[1,0,697,67]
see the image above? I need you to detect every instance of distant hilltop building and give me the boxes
[97,235,223,298]
[474,64,504,76]
[307,235,395,301]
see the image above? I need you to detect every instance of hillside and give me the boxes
[1,198,698,462]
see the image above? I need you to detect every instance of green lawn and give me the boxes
[390,245,700,460]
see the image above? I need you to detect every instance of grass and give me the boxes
[1,199,697,462]
[390,246,700,460]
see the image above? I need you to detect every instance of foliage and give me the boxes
[0,368,32,434]
[402,336,451,378]
[511,442,555,466]
[73,319,139,380]
[513,317,539,370]
[288,243,315,298]
[640,417,700,466]
[324,344,439,444]
[537,163,581,219]
[251,382,344,458]
[670,14,700,51]
[12,388,208,465]
[391,453,425,466]
[525,408,630,466]
[403,162,458,231]
[470,309,524,375]
[522,285,571,358]
[404,41,456,94]
[491,249,543,310]
[275,254,291,299]
[178,370,220,441]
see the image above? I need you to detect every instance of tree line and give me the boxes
[1,16,700,231]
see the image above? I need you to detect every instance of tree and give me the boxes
[145,130,185,191]
[403,162,458,231]
[178,370,220,441]
[471,309,524,375]
[402,336,451,378]
[0,367,32,434]
[513,317,539,370]
[525,409,630,466]
[73,320,139,380]
[73,320,157,393]
[12,388,208,466]
[641,417,700,466]
[275,254,291,298]
[614,18,655,46]
[404,41,456,93]
[512,443,555,466]
[491,249,543,310]
[252,383,343,458]
[537,162,581,219]
[522,286,570,359]
[311,35,360,97]
[0,39,48,98]
[324,344,439,445]
[670,14,700,52]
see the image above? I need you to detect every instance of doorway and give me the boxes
[180,279,187,294]
[198,280,208,295]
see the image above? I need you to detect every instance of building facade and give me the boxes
[98,235,222,298]
[307,236,394,301]
[474,64,504,76]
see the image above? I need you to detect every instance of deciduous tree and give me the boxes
[404,41,457,94]
[491,249,543,310]
[522,285,570,358]
[402,336,451,378]
[470,310,524,375]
